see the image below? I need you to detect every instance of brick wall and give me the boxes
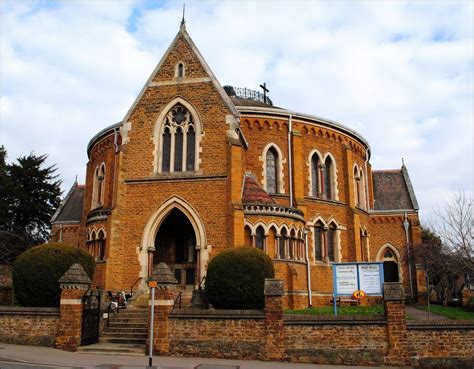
[0,307,59,346]
[169,310,265,359]
[408,321,474,368]
[284,315,387,366]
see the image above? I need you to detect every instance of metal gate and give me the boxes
[81,290,100,345]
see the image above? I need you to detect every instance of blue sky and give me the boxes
[1,0,472,223]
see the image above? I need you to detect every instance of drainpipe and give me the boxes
[59,224,63,243]
[403,213,414,300]
[304,228,312,307]
[288,114,294,207]
[111,127,119,208]
[364,148,370,210]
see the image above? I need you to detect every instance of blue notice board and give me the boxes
[332,262,384,315]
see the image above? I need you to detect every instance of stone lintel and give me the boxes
[265,279,284,296]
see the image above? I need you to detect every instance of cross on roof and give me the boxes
[259,82,269,103]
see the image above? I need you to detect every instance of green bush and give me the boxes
[204,247,275,309]
[13,243,95,307]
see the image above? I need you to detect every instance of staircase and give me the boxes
[78,307,148,355]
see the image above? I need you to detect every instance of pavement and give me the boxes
[0,343,410,369]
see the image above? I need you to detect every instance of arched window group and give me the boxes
[313,220,339,262]
[160,104,197,173]
[244,223,305,262]
[309,152,336,200]
[86,228,106,261]
[92,163,106,209]
[353,165,366,209]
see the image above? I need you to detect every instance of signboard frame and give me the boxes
[332,262,384,315]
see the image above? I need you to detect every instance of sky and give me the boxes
[1,0,472,224]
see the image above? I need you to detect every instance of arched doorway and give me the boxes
[381,247,400,282]
[153,208,197,289]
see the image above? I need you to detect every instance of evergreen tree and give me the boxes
[0,146,62,264]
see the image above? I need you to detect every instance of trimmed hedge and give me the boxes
[13,243,95,307]
[205,247,274,309]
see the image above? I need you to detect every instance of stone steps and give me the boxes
[77,342,145,356]
[99,307,148,347]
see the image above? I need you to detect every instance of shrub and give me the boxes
[13,243,95,307]
[204,247,274,309]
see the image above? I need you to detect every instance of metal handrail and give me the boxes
[223,85,273,106]
[173,291,183,309]
[198,276,206,290]
[130,277,142,296]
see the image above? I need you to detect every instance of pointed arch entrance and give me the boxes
[376,244,402,283]
[139,196,208,290]
[154,208,196,287]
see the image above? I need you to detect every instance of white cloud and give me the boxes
[1,0,472,223]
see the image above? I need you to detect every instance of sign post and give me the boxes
[333,262,384,315]
[146,279,158,368]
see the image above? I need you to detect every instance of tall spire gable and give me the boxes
[121,25,238,125]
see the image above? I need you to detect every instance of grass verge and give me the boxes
[285,305,384,316]
[416,305,474,320]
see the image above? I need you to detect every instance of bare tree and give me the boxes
[434,189,473,275]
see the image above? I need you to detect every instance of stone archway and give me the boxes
[376,244,402,283]
[153,208,197,288]
[139,196,208,289]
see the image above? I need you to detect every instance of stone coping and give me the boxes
[284,314,386,325]
[0,306,60,316]
[170,309,264,319]
[407,320,474,330]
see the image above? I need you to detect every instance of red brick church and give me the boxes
[51,23,425,308]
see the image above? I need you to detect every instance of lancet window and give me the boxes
[92,163,106,209]
[266,147,279,194]
[309,153,336,200]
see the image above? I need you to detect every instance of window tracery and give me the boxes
[160,104,197,173]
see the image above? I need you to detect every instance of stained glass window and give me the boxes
[186,126,195,171]
[327,224,336,261]
[311,155,319,197]
[162,126,171,173]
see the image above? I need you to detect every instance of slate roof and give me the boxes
[242,174,276,205]
[372,166,419,211]
[51,183,85,223]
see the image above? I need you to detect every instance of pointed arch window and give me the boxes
[324,157,333,200]
[279,228,287,259]
[314,221,324,261]
[159,103,199,173]
[92,163,106,209]
[98,230,106,261]
[244,226,252,247]
[311,154,320,198]
[255,226,265,250]
[177,62,184,77]
[266,147,279,194]
[327,223,336,262]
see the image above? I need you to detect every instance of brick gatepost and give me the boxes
[55,263,91,351]
[264,279,285,361]
[147,262,177,355]
[384,282,409,366]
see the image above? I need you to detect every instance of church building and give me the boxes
[51,23,424,308]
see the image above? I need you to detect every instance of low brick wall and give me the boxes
[169,309,265,359]
[284,315,387,366]
[408,320,474,369]
[0,307,59,346]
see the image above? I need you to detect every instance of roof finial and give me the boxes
[74,175,78,184]
[402,157,405,167]
[180,4,186,29]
